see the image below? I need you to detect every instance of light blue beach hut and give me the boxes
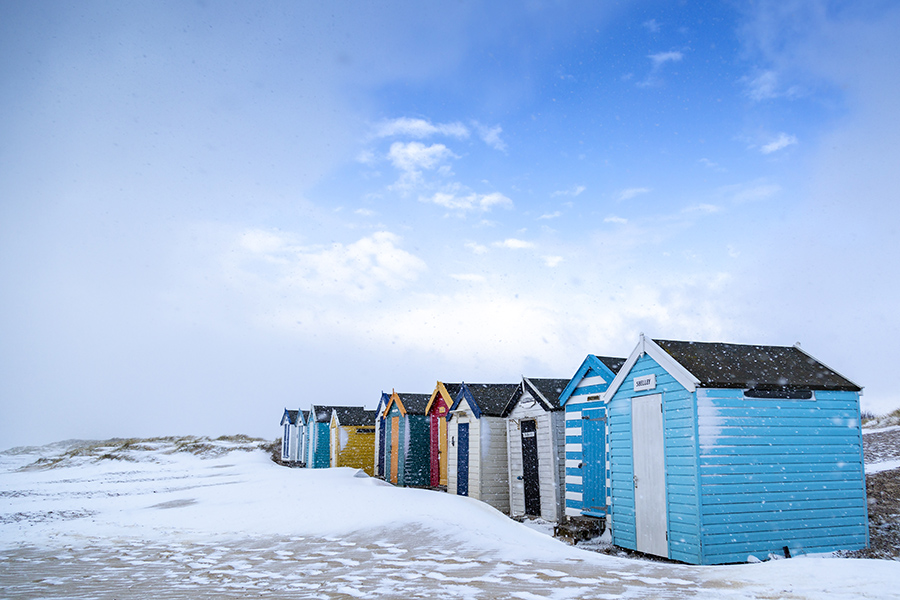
[604,335,867,564]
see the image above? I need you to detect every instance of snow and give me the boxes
[864,425,900,435]
[2,437,899,599]
[867,459,900,474]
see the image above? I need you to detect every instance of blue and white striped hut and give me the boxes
[558,355,625,520]
[604,335,867,564]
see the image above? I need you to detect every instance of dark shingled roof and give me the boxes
[653,339,861,392]
[502,377,570,415]
[282,409,299,425]
[332,406,377,426]
[311,404,372,424]
[301,410,309,424]
[441,383,462,398]
[396,393,431,415]
[526,378,571,409]
[595,355,626,375]
[461,383,520,417]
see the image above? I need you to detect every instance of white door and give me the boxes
[632,393,668,558]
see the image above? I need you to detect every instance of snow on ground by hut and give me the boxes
[1,436,899,599]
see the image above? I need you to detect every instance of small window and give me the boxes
[744,389,813,400]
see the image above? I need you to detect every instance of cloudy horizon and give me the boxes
[2,1,899,449]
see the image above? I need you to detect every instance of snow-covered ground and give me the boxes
[2,437,899,599]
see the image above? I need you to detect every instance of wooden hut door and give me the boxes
[457,422,469,496]
[521,419,541,516]
[430,412,440,487]
[631,393,668,558]
[582,410,607,515]
[390,416,400,484]
[378,417,386,477]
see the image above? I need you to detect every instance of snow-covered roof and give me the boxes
[331,406,376,427]
[281,409,299,425]
[654,339,862,391]
[502,377,570,415]
[454,383,520,418]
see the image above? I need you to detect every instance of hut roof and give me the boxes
[281,409,299,425]
[653,339,861,392]
[332,406,377,426]
[456,383,520,417]
[527,377,571,409]
[595,355,627,375]
[395,393,431,415]
[311,405,334,423]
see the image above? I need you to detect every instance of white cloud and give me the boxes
[451,273,486,283]
[465,241,489,254]
[551,185,586,197]
[355,208,375,217]
[374,117,469,139]
[649,51,682,66]
[643,19,661,33]
[236,230,426,301]
[698,157,725,172]
[474,122,507,151]
[493,238,534,250]
[638,50,684,87]
[617,187,651,201]
[543,255,563,267]
[239,229,289,255]
[423,191,513,212]
[743,69,778,101]
[713,181,781,205]
[760,132,798,154]
[604,215,628,224]
[538,211,561,220]
[388,141,454,172]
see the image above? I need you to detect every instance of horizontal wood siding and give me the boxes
[608,354,700,563]
[479,416,509,514]
[563,391,605,518]
[507,403,565,522]
[447,417,459,495]
[338,426,376,475]
[448,400,477,497]
[697,388,868,564]
[404,414,431,487]
[311,421,332,469]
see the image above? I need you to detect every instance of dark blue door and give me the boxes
[457,423,469,496]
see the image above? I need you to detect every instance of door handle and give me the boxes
[633,475,639,488]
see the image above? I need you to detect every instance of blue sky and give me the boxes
[2,1,899,448]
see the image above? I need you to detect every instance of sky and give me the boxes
[2,0,900,449]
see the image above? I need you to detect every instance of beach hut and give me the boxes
[383,391,432,487]
[308,405,342,469]
[504,377,570,522]
[280,409,301,464]
[558,354,626,520]
[298,410,310,466]
[447,382,519,513]
[329,407,377,475]
[374,392,390,478]
[603,335,868,564]
[424,382,461,489]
